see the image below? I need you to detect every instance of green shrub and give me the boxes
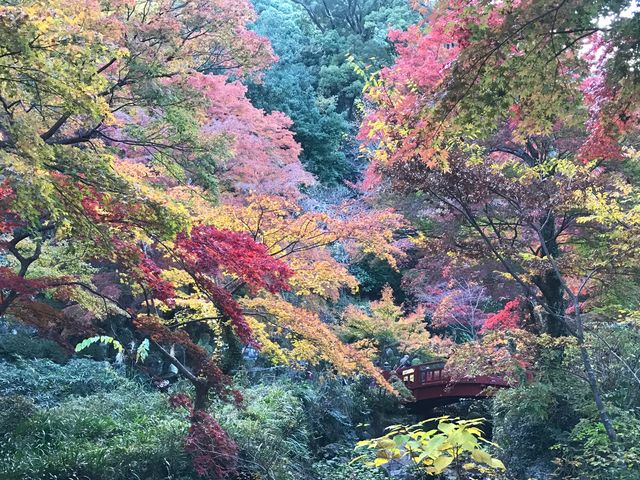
[217,382,313,480]
[294,377,359,449]
[0,328,68,363]
[218,374,407,480]
[552,414,640,480]
[312,456,389,480]
[0,387,191,480]
[0,395,36,443]
[492,382,576,478]
[0,358,130,406]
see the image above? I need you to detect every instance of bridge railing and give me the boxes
[391,361,510,390]
[397,362,447,387]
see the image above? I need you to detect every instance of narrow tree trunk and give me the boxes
[221,323,243,374]
[574,305,617,442]
[535,212,571,337]
[578,343,617,441]
[0,291,17,317]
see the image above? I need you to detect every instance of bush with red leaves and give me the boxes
[170,394,238,477]
[481,298,523,332]
[186,410,238,477]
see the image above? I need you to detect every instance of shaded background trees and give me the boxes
[248,0,418,183]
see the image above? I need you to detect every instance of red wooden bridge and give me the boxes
[387,361,510,405]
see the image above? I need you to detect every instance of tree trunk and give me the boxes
[534,212,570,337]
[534,212,617,441]
[193,381,209,411]
[0,291,17,317]
[579,343,617,441]
[221,323,243,374]
[1,233,43,318]
[535,269,570,337]
[574,304,617,442]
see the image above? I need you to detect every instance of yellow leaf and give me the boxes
[471,448,493,465]
[373,457,389,467]
[377,439,395,449]
[432,455,454,473]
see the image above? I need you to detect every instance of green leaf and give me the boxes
[416,450,431,464]
[75,336,100,352]
[424,434,447,453]
[393,434,411,447]
[471,448,493,465]
[75,335,124,354]
[459,431,479,450]
[438,421,456,435]
[136,338,150,362]
[405,440,422,450]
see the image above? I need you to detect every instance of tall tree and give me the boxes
[0,0,405,474]
[360,0,639,441]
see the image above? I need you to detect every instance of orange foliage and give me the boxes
[242,295,396,394]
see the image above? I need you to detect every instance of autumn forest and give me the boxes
[0,0,639,479]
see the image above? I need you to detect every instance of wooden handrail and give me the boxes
[382,362,512,403]
[392,363,509,388]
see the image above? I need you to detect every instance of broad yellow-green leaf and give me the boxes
[471,448,493,464]
[393,434,411,447]
[438,421,456,435]
[373,457,389,467]
[422,434,447,455]
[432,454,454,473]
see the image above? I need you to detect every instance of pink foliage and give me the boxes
[418,280,489,336]
[577,35,638,162]
[578,72,625,162]
[189,73,313,195]
[359,4,466,165]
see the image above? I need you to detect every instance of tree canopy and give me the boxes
[360,0,640,442]
[2,1,640,479]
